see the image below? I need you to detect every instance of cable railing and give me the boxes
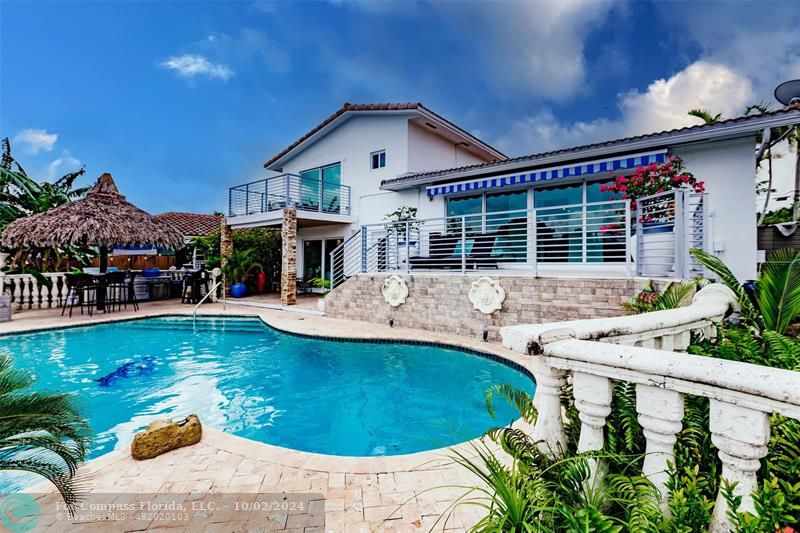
[328,199,633,289]
[228,174,352,217]
[635,189,708,278]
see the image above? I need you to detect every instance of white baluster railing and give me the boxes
[0,273,68,310]
[500,284,800,532]
[502,283,737,355]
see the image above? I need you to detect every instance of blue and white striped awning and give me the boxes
[426,149,668,197]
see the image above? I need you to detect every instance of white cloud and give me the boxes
[496,61,754,155]
[13,128,58,155]
[440,0,616,100]
[160,54,234,81]
[326,0,617,100]
[44,151,81,180]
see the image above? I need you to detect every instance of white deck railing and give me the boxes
[500,284,800,532]
[0,269,220,311]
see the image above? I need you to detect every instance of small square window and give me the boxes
[371,150,386,169]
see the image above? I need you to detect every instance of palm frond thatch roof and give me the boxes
[1,173,184,249]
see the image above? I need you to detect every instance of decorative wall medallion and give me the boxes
[469,277,505,314]
[382,275,409,307]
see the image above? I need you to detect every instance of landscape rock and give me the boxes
[131,414,202,460]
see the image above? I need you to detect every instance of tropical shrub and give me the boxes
[622,279,699,314]
[691,248,800,335]
[0,354,91,512]
[192,227,281,289]
[221,248,262,285]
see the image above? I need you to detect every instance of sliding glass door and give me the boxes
[302,238,344,281]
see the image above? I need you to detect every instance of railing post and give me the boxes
[360,226,367,273]
[635,205,643,277]
[245,183,250,215]
[709,401,771,533]
[405,221,411,273]
[674,190,686,278]
[529,356,567,455]
[285,175,292,207]
[624,199,632,277]
[461,216,467,273]
[573,371,612,487]
[636,385,684,510]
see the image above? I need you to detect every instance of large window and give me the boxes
[300,163,341,213]
[445,190,528,262]
[534,183,582,263]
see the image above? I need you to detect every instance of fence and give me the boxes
[0,269,216,311]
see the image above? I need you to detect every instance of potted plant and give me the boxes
[223,248,262,298]
[309,277,331,312]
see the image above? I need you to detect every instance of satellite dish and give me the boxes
[775,79,800,105]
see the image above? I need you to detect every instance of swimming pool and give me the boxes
[0,316,534,459]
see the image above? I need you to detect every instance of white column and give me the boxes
[636,385,684,509]
[573,372,612,488]
[709,400,770,533]
[529,357,567,456]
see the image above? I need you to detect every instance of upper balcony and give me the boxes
[228,173,352,225]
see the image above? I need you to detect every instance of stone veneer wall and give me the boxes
[325,274,666,342]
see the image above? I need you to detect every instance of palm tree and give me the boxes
[0,137,88,231]
[1,137,93,271]
[0,354,91,511]
[688,108,723,124]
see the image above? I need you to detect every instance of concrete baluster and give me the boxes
[529,356,567,456]
[709,400,770,533]
[573,372,612,487]
[636,385,684,509]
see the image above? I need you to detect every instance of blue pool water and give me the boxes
[0,316,534,459]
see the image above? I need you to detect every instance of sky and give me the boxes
[2,0,800,215]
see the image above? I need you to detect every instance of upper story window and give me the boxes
[371,150,386,170]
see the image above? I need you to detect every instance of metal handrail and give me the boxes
[193,280,222,323]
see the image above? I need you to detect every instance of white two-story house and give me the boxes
[227,102,505,282]
[228,102,800,302]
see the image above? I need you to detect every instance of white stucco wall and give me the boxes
[674,136,758,280]
[278,114,492,229]
[407,122,487,173]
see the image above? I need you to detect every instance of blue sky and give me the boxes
[2,0,799,214]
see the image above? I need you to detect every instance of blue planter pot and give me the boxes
[230,283,247,298]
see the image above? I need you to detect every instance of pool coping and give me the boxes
[9,304,534,489]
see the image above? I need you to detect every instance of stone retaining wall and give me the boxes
[325,274,667,342]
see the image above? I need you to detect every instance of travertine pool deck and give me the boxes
[4,302,533,532]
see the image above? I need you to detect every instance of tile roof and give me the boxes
[264,102,505,168]
[382,104,800,187]
[155,212,223,237]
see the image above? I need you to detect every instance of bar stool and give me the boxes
[62,274,97,317]
[104,271,128,312]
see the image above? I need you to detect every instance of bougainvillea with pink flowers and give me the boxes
[599,156,705,233]
[599,156,705,208]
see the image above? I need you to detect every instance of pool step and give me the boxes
[123,319,268,334]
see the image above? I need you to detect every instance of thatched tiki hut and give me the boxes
[1,172,183,274]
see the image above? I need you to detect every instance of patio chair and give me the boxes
[62,273,97,318]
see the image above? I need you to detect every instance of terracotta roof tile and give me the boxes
[155,212,223,237]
